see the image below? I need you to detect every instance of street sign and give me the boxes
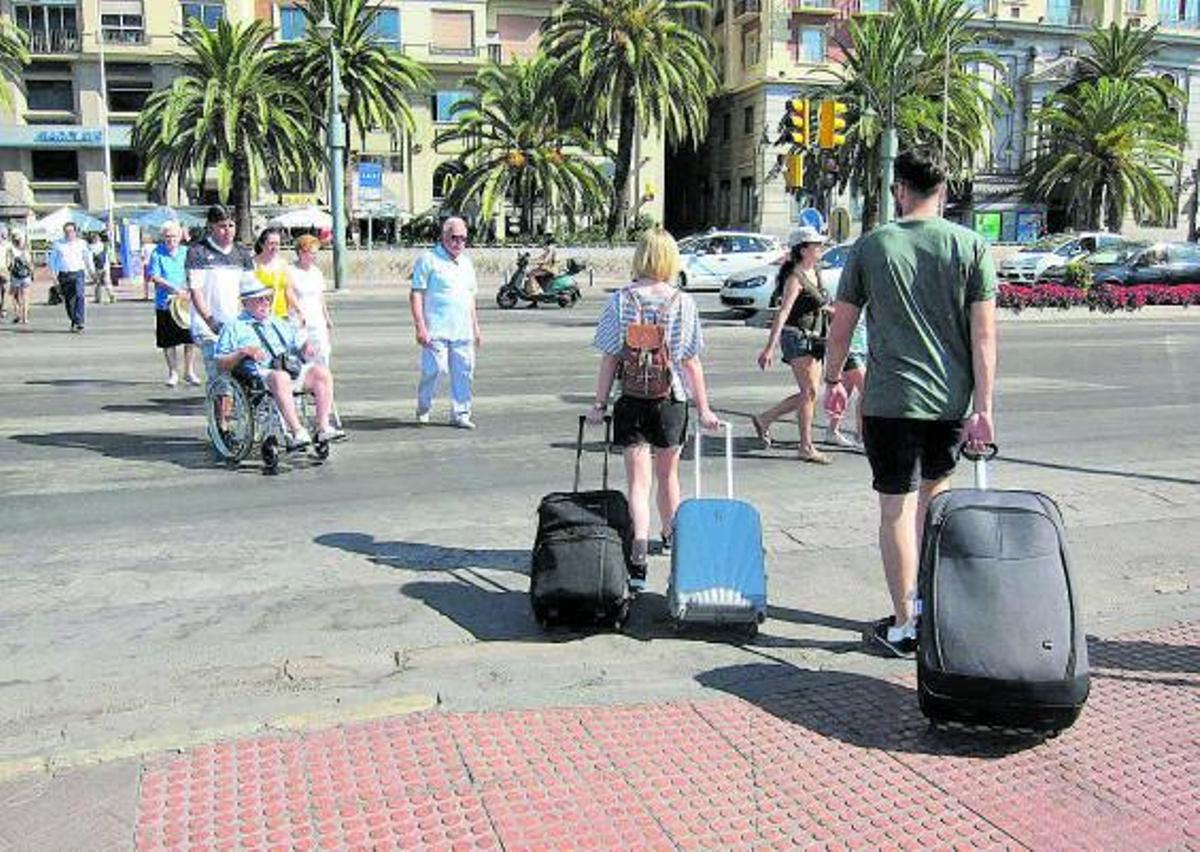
[799,207,825,232]
[357,162,383,203]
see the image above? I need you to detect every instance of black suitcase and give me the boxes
[917,446,1089,734]
[530,416,632,629]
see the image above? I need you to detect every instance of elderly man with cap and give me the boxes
[215,276,342,448]
[750,225,834,465]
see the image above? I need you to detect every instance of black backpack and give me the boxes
[9,255,30,280]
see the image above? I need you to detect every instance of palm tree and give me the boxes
[830,0,1009,229]
[132,19,320,239]
[541,0,718,240]
[435,55,609,235]
[1077,21,1179,104]
[1026,78,1183,232]
[276,0,431,227]
[0,15,29,112]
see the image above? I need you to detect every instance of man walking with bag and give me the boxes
[822,149,997,658]
[409,217,482,429]
[49,222,95,332]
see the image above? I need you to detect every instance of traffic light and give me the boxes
[784,154,805,190]
[784,98,809,148]
[818,99,848,149]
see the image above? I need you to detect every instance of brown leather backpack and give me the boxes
[618,289,680,400]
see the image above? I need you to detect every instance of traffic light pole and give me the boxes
[879,124,897,226]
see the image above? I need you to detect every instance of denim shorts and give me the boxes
[780,327,824,364]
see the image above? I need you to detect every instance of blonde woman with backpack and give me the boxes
[587,227,720,591]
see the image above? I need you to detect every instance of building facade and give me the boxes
[674,0,1200,240]
[0,0,666,236]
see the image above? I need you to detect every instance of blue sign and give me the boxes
[799,207,825,232]
[33,129,103,146]
[357,162,383,202]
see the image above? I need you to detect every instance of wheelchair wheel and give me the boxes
[207,379,255,462]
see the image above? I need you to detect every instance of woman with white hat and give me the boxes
[750,225,832,465]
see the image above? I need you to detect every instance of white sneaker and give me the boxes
[317,426,346,442]
[165,372,179,387]
[416,409,431,424]
[827,428,856,448]
[451,414,476,430]
[184,373,201,386]
[287,427,312,450]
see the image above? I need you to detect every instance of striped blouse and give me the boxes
[592,285,705,400]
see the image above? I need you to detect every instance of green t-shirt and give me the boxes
[838,217,996,420]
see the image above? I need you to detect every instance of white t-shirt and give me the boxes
[290,264,330,361]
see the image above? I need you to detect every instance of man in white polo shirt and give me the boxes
[409,216,482,429]
[48,221,95,332]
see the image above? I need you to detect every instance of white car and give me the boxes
[676,231,784,290]
[719,241,853,315]
[998,231,1123,284]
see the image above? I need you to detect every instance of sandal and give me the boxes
[750,414,773,448]
[798,448,832,465]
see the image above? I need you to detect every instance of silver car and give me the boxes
[998,232,1123,284]
[719,241,853,315]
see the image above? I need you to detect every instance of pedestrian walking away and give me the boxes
[148,220,199,387]
[587,226,721,591]
[751,226,833,464]
[410,217,482,430]
[48,222,95,332]
[7,231,32,325]
[822,149,998,659]
[89,233,117,304]
[186,205,255,432]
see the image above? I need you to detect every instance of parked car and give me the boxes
[676,230,783,290]
[1037,241,1200,287]
[998,231,1123,284]
[719,240,853,315]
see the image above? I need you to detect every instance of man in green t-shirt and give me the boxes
[822,149,997,659]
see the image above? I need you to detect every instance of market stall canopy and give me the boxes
[125,206,206,232]
[30,206,105,238]
[267,206,333,230]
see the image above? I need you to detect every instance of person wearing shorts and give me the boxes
[823,149,997,659]
[587,227,720,592]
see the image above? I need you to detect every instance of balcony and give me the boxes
[26,29,80,55]
[102,30,146,46]
[402,42,484,63]
[789,0,833,8]
[734,0,761,19]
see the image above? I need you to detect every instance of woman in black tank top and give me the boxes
[750,233,832,464]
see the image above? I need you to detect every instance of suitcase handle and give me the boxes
[575,414,613,493]
[693,415,733,499]
[959,442,998,490]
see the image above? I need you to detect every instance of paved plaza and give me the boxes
[0,273,1198,850]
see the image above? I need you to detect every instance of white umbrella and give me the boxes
[30,206,106,238]
[267,206,333,230]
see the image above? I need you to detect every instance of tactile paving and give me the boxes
[136,621,1200,850]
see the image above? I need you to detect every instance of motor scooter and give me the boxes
[496,252,587,309]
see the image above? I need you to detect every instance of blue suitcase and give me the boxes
[667,420,767,634]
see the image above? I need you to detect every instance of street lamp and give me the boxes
[95,0,115,247]
[315,14,347,291]
[878,46,925,226]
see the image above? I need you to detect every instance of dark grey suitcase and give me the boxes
[530,416,632,629]
[917,446,1089,733]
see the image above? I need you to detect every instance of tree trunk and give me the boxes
[605,94,637,243]
[233,159,253,244]
[343,135,358,246]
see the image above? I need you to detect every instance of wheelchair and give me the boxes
[205,368,330,474]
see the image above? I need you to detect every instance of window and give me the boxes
[721,111,731,142]
[110,150,142,182]
[279,6,306,41]
[859,0,884,10]
[181,2,224,29]
[743,105,754,134]
[31,150,79,181]
[798,26,825,62]
[1127,0,1144,11]
[741,25,760,67]
[101,14,144,44]
[430,10,474,54]
[15,3,79,52]
[368,8,399,46]
[718,179,731,223]
[433,161,464,200]
[738,176,754,223]
[107,80,152,112]
[432,89,472,123]
[26,78,73,111]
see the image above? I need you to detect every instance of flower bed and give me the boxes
[998,283,1200,313]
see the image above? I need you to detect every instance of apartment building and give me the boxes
[672,0,1200,238]
[0,0,666,235]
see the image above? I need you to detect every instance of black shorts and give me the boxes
[862,417,962,495]
[155,309,194,349]
[612,396,689,449]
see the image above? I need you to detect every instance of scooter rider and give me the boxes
[524,234,560,297]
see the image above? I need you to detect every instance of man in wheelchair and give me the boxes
[214,278,342,449]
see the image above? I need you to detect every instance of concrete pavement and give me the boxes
[1,278,1198,849]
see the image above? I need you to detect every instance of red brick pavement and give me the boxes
[135,622,1200,851]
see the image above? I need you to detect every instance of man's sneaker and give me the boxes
[451,414,476,430]
[416,409,431,424]
[628,562,648,593]
[165,371,179,388]
[826,428,857,449]
[184,373,201,386]
[317,426,346,443]
[866,616,917,659]
[287,427,312,450]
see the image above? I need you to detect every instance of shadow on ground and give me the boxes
[102,396,205,416]
[10,430,217,470]
[315,532,530,574]
[698,662,1044,758]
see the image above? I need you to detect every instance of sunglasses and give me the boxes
[446,234,468,243]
